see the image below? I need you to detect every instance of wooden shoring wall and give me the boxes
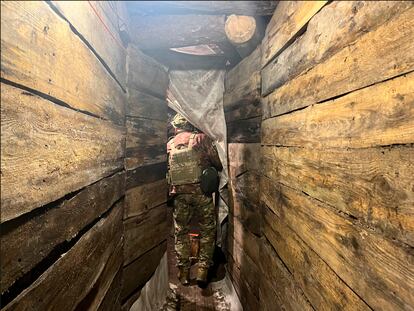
[121,45,170,309]
[260,1,414,311]
[1,1,128,309]
[223,45,262,310]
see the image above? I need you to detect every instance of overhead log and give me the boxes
[128,14,227,50]
[126,1,278,16]
[225,15,263,58]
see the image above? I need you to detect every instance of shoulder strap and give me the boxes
[188,133,196,150]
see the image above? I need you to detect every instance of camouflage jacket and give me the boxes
[167,130,222,195]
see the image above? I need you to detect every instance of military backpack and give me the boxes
[168,134,202,185]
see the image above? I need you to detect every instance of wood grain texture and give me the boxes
[227,116,261,143]
[226,255,260,311]
[50,1,127,87]
[224,91,261,123]
[226,235,260,297]
[125,117,166,148]
[262,1,413,96]
[1,83,124,223]
[224,71,260,110]
[127,46,169,99]
[97,267,122,311]
[228,215,260,264]
[1,172,125,293]
[127,88,167,121]
[229,172,261,236]
[124,179,168,219]
[261,1,328,67]
[261,178,414,311]
[263,204,370,310]
[228,143,261,178]
[127,1,277,16]
[0,1,125,124]
[126,162,167,190]
[262,73,414,147]
[260,239,313,311]
[125,117,167,170]
[128,14,227,50]
[123,204,168,266]
[263,145,414,246]
[75,239,123,311]
[3,202,123,311]
[122,241,167,301]
[263,8,414,118]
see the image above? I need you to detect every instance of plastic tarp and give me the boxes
[167,69,228,246]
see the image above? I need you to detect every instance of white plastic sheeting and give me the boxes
[168,69,228,246]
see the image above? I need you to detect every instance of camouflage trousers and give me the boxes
[173,194,216,269]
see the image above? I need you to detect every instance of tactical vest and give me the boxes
[168,134,202,186]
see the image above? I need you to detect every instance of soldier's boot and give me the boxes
[196,266,209,288]
[178,267,190,286]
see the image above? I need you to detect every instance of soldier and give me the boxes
[167,114,223,287]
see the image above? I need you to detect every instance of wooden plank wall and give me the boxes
[223,45,262,309]
[259,1,414,311]
[121,45,169,308]
[1,1,127,310]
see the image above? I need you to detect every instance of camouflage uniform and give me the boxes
[167,114,222,270]
[173,194,216,269]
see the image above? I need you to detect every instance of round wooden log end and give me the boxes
[225,15,257,44]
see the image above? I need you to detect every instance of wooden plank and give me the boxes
[125,145,166,170]
[123,204,168,266]
[262,1,328,68]
[126,162,167,190]
[262,1,413,96]
[3,202,123,311]
[122,241,167,301]
[226,255,260,311]
[127,46,169,99]
[125,179,168,219]
[262,73,414,148]
[228,143,261,177]
[229,172,261,236]
[227,215,260,265]
[0,1,125,124]
[225,46,261,93]
[125,118,166,149]
[74,239,123,311]
[127,89,167,121]
[1,172,125,293]
[97,267,122,311]
[128,14,227,50]
[263,145,414,246]
[227,116,261,143]
[0,83,124,223]
[263,8,414,118]
[127,1,278,16]
[125,117,167,170]
[224,72,260,115]
[260,177,414,310]
[263,205,370,310]
[259,239,313,311]
[50,1,127,87]
[226,237,260,298]
[224,91,261,123]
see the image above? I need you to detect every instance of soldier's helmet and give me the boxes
[171,113,194,131]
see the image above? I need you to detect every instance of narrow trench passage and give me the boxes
[160,210,232,311]
[1,1,413,311]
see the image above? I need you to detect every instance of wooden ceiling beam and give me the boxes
[126,1,278,16]
[128,14,227,50]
